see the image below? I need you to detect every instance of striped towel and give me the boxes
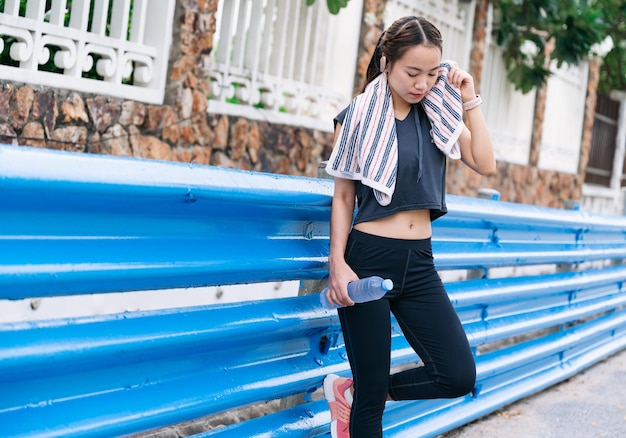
[422,60,464,159]
[326,60,464,206]
[326,71,398,205]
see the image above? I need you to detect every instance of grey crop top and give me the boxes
[333,103,448,223]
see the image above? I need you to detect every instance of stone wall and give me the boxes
[447,159,581,208]
[0,83,333,177]
[0,0,588,207]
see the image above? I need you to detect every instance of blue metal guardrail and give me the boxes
[1,144,626,437]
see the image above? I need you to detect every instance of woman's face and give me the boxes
[386,44,441,106]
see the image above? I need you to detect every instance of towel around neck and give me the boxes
[326,60,465,206]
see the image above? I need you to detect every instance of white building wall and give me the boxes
[328,0,364,107]
[482,40,536,166]
[538,62,589,173]
[581,185,625,216]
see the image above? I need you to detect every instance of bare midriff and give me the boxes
[353,209,432,240]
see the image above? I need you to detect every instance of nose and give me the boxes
[414,78,427,92]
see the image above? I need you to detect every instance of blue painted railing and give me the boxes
[1,144,626,437]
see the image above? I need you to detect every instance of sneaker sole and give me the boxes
[323,374,340,403]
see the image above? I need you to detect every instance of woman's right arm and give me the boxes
[326,125,360,307]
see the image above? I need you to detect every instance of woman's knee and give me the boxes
[444,364,476,397]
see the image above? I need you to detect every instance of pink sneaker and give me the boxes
[324,374,354,438]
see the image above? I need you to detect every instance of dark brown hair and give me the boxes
[364,16,443,91]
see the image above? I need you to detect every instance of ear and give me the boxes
[380,56,387,73]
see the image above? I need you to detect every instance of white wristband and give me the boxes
[463,95,482,111]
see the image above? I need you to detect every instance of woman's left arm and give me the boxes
[448,64,496,176]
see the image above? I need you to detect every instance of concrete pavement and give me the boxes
[440,348,626,438]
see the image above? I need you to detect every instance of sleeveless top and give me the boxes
[334,103,448,223]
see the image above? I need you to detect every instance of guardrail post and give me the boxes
[563,199,580,211]
[476,188,501,201]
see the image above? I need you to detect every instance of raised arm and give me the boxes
[448,64,496,176]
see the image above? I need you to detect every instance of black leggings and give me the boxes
[338,229,476,437]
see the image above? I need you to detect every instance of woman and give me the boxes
[322,16,496,438]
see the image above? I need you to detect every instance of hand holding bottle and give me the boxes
[320,276,393,309]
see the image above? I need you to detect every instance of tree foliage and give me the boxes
[596,0,626,93]
[305,0,351,15]
[493,0,625,94]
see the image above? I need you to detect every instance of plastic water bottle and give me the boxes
[320,276,394,309]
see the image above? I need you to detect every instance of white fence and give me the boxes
[384,0,474,68]
[0,0,176,104]
[209,0,363,131]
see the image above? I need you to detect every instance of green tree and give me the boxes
[305,0,351,15]
[492,0,625,94]
[596,0,626,93]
